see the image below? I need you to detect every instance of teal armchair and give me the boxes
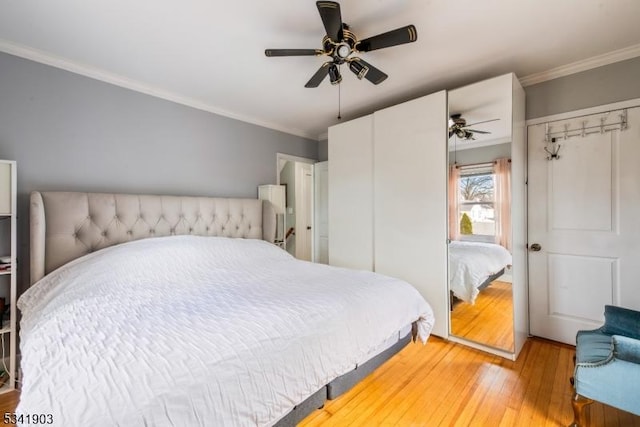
[571,305,640,427]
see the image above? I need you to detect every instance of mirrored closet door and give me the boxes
[447,74,527,360]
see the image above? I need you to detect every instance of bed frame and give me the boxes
[450,267,506,310]
[29,191,411,425]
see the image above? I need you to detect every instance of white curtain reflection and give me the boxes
[494,158,511,251]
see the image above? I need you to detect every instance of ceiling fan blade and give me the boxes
[350,58,388,85]
[357,25,417,52]
[265,49,323,57]
[466,129,491,134]
[316,1,343,42]
[464,118,500,127]
[305,62,332,88]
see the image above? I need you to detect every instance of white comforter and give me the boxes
[449,240,512,304]
[18,236,434,427]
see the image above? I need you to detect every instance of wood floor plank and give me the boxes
[529,344,560,426]
[498,407,519,427]
[428,350,496,426]
[544,342,574,427]
[467,358,511,426]
[317,345,434,425]
[403,343,483,426]
[505,336,541,413]
[336,342,451,427]
[0,391,18,415]
[300,409,332,427]
[376,343,466,425]
[519,340,554,426]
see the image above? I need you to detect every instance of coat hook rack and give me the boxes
[543,109,629,142]
[545,137,561,160]
[541,109,629,161]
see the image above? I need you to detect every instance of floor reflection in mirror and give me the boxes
[450,278,514,351]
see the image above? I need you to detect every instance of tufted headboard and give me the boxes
[30,191,276,285]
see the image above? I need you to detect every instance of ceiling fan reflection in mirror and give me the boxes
[265,1,417,88]
[448,114,499,140]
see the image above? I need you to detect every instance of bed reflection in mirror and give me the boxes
[448,77,515,353]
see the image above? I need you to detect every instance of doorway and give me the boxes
[277,154,315,261]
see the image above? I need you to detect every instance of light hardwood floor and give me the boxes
[0,390,18,417]
[300,337,640,427]
[451,280,514,351]
[1,338,638,426]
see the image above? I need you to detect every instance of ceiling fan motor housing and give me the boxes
[323,26,357,64]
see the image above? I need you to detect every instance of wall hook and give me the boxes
[545,138,561,160]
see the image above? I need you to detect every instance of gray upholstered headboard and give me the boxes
[30,191,276,285]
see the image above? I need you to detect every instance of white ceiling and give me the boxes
[448,74,513,151]
[1,0,640,140]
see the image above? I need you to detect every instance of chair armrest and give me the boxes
[613,335,640,364]
[576,330,613,365]
[602,305,640,340]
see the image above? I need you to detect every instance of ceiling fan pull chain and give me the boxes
[337,67,342,119]
[454,135,457,164]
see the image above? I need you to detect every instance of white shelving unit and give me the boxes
[258,184,286,249]
[0,160,16,394]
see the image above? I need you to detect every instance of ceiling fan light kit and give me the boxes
[328,64,342,85]
[265,1,417,88]
[349,59,369,80]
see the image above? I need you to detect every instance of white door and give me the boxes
[295,162,313,261]
[314,161,329,264]
[528,107,640,344]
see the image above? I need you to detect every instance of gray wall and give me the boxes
[317,57,640,157]
[318,138,328,162]
[0,51,318,290]
[526,56,640,119]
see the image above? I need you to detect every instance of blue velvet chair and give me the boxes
[571,305,640,427]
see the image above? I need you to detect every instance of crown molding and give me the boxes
[0,39,318,140]
[519,43,640,87]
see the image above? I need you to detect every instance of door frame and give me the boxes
[313,161,329,263]
[525,97,640,340]
[276,153,316,173]
[276,153,316,260]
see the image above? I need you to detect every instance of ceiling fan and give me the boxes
[448,114,499,140]
[265,1,417,88]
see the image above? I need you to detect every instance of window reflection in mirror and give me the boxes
[457,164,496,242]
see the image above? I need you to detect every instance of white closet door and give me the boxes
[328,115,374,270]
[374,91,449,337]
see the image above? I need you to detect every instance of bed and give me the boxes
[18,191,435,426]
[448,240,512,305]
